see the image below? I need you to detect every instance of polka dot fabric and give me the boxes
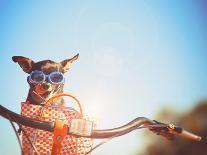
[21,102,93,155]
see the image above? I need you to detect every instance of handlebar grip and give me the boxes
[167,124,202,142]
[152,123,202,142]
[179,129,202,142]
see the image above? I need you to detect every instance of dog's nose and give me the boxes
[41,83,51,91]
[42,84,49,90]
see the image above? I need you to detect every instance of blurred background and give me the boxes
[0,0,206,155]
[138,100,207,155]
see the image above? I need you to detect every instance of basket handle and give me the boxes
[45,93,83,116]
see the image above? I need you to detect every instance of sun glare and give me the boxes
[84,98,102,121]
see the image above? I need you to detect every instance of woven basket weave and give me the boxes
[21,102,93,155]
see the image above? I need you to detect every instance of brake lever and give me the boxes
[149,120,201,142]
[149,120,176,141]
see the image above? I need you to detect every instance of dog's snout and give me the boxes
[42,84,49,90]
[34,83,52,95]
[41,83,51,90]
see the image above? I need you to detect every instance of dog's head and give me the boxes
[12,54,79,104]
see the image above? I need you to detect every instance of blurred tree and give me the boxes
[137,101,207,155]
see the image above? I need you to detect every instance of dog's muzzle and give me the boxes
[34,83,53,95]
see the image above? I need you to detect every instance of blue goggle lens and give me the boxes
[49,72,64,84]
[30,71,45,83]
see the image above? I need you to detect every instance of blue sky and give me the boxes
[0,1,206,155]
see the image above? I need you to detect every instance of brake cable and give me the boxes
[3,110,40,155]
[6,113,24,155]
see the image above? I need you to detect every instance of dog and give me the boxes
[12,54,79,106]
[12,54,94,154]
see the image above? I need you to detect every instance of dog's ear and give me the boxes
[60,54,79,73]
[12,56,34,73]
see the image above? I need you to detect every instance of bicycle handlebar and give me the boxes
[0,105,201,141]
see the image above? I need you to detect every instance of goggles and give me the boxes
[28,70,65,85]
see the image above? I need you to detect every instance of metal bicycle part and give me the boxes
[0,104,201,141]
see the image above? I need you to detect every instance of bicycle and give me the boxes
[0,93,202,155]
